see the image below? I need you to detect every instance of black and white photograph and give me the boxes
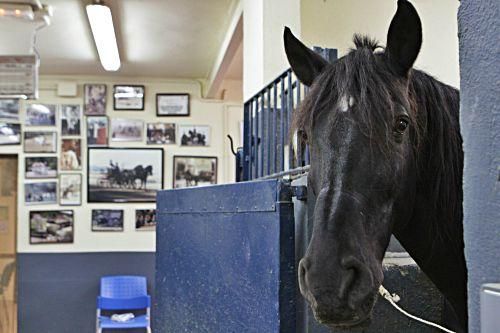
[24,131,57,153]
[113,85,145,110]
[135,209,156,231]
[60,139,82,171]
[87,116,108,146]
[26,104,57,126]
[0,122,21,145]
[84,84,107,115]
[29,210,74,244]
[111,118,143,142]
[0,99,19,120]
[25,156,58,179]
[156,93,189,116]
[88,148,164,203]
[92,209,124,231]
[146,123,175,144]
[59,174,82,206]
[179,125,210,146]
[60,104,81,136]
[25,181,57,205]
[173,156,217,188]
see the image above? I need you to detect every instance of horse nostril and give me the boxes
[298,258,310,295]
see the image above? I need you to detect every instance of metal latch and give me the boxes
[291,186,307,201]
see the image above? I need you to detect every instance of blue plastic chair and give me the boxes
[96,275,151,333]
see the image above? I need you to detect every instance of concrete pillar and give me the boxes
[458,1,500,332]
[243,0,301,100]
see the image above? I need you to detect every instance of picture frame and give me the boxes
[135,209,156,231]
[146,123,176,144]
[87,147,164,203]
[110,118,144,142]
[60,139,82,171]
[173,156,217,188]
[0,122,21,145]
[113,85,145,110]
[60,104,81,136]
[26,103,57,126]
[25,181,58,205]
[84,84,107,115]
[25,156,58,179]
[91,209,124,231]
[156,93,190,116]
[24,131,57,153]
[178,125,210,146]
[86,116,108,147]
[59,174,82,206]
[0,99,19,121]
[29,210,74,244]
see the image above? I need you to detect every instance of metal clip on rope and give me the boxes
[378,285,456,333]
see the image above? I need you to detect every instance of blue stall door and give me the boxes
[155,179,295,333]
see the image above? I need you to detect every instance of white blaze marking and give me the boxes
[339,95,355,112]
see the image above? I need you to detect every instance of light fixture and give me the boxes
[86,1,120,71]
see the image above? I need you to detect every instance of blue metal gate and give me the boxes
[155,180,296,333]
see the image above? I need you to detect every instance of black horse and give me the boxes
[134,165,153,190]
[284,1,466,332]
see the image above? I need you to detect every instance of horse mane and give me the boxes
[293,34,463,245]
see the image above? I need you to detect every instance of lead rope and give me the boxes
[378,285,456,333]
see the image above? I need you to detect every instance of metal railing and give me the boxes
[241,47,337,181]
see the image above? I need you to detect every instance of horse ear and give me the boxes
[284,27,328,86]
[386,0,422,76]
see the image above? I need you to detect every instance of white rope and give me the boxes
[378,285,456,333]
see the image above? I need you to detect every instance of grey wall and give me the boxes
[458,1,500,332]
[18,252,155,333]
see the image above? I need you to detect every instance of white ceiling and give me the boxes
[33,0,237,79]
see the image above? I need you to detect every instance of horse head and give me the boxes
[284,0,423,327]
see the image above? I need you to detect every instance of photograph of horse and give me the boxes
[285,1,467,332]
[87,148,164,203]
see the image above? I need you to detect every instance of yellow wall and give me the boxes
[301,0,460,87]
[0,75,242,253]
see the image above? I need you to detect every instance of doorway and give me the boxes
[0,155,18,333]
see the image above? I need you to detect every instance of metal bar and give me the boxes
[254,98,259,179]
[258,165,310,180]
[243,103,250,181]
[266,87,272,176]
[279,77,285,172]
[249,99,254,180]
[260,92,265,178]
[305,144,310,165]
[296,80,303,168]
[273,82,278,174]
[287,71,294,170]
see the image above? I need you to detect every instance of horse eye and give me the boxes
[394,118,409,134]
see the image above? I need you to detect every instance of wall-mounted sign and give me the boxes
[0,55,38,99]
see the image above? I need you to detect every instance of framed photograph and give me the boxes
[84,84,107,115]
[60,139,82,171]
[88,148,164,203]
[26,103,56,126]
[92,209,124,231]
[25,181,57,205]
[146,123,175,144]
[135,209,156,231]
[87,116,108,146]
[25,156,58,179]
[0,122,21,145]
[179,125,210,146]
[156,93,189,116]
[0,99,19,120]
[113,85,145,110]
[111,118,143,142]
[24,131,57,153]
[60,104,81,136]
[59,174,82,206]
[173,156,217,188]
[29,210,74,244]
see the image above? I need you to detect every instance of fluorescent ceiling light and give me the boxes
[86,3,120,71]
